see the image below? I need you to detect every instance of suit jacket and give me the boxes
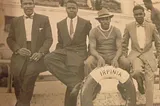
[7,13,53,76]
[54,16,91,66]
[122,21,160,72]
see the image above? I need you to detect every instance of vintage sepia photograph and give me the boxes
[0,0,160,106]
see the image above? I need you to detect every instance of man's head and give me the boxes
[133,5,145,24]
[143,0,152,10]
[66,0,78,19]
[20,0,35,16]
[96,8,113,30]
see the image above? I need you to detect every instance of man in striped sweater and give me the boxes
[81,8,136,106]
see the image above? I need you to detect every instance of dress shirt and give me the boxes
[67,16,78,37]
[24,13,34,41]
[136,22,146,49]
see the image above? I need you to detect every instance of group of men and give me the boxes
[6,0,160,106]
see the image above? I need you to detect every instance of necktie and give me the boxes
[70,19,74,39]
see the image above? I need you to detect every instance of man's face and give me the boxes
[21,0,35,16]
[133,9,145,24]
[143,2,151,10]
[98,17,111,30]
[66,3,78,19]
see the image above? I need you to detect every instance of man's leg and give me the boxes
[14,61,28,104]
[84,56,101,100]
[44,52,81,89]
[117,56,131,100]
[13,76,21,100]
[80,75,98,106]
[144,62,154,106]
[119,77,136,106]
[84,55,99,77]
[157,28,160,36]
[64,65,84,106]
[131,57,145,94]
[64,87,77,106]
[16,69,39,106]
[118,56,131,73]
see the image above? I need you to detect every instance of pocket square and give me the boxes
[39,28,43,31]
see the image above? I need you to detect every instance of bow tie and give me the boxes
[24,15,33,19]
[136,23,144,27]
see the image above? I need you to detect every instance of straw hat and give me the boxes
[95,8,114,20]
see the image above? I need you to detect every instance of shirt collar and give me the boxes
[67,16,78,21]
[24,12,34,19]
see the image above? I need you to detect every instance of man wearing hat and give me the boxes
[82,8,136,105]
[143,0,160,34]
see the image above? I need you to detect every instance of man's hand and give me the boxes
[17,48,31,57]
[30,52,43,62]
[97,56,105,67]
[111,58,119,68]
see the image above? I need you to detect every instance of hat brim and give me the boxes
[95,15,114,20]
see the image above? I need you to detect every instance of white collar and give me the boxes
[99,25,112,32]
[23,12,35,19]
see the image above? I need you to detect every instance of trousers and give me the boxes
[44,52,84,106]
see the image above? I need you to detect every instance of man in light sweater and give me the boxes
[81,8,136,106]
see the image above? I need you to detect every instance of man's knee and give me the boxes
[131,69,143,79]
[84,56,97,69]
[44,53,52,65]
[44,52,61,65]
[119,56,131,72]
[84,56,97,76]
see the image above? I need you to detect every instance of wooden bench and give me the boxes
[0,59,12,93]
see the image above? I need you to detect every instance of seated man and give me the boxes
[82,8,136,106]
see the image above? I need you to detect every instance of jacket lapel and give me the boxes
[131,22,142,52]
[72,17,84,42]
[143,22,151,51]
[31,13,39,52]
[64,18,72,40]
[62,18,73,44]
[19,16,27,47]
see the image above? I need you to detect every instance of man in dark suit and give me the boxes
[122,5,160,106]
[7,0,53,106]
[44,1,91,106]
